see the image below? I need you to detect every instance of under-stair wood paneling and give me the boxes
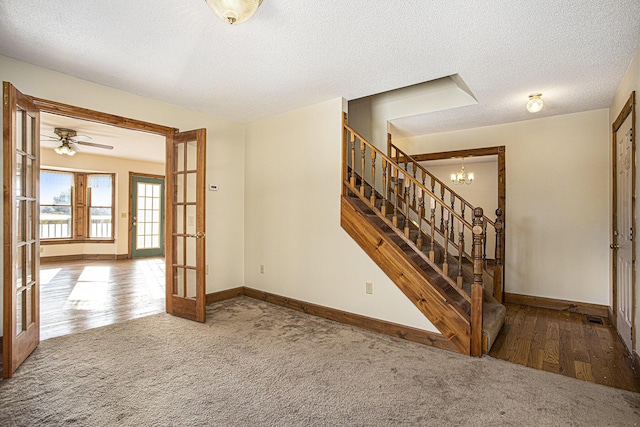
[341,196,471,355]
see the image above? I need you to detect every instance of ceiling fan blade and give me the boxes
[69,142,81,152]
[75,141,114,150]
[40,135,60,141]
[71,134,92,142]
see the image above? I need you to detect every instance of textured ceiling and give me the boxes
[41,113,165,164]
[1,1,640,136]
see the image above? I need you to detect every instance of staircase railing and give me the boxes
[387,140,505,301]
[342,113,485,356]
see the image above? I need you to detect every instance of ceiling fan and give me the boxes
[43,128,114,156]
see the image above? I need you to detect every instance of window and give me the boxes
[40,170,115,242]
[88,174,113,238]
[40,171,73,239]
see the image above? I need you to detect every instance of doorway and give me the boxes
[611,91,636,354]
[130,173,165,258]
[3,84,208,378]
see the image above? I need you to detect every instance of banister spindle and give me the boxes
[494,208,504,302]
[404,175,411,238]
[412,163,417,209]
[360,139,366,196]
[381,159,388,216]
[440,186,445,232]
[450,193,456,241]
[457,220,464,288]
[370,150,377,206]
[416,187,424,249]
[471,207,485,357]
[350,133,356,188]
[392,166,399,228]
[443,211,450,276]
[482,218,488,268]
[429,197,436,262]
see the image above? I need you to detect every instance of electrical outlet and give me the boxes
[260,264,265,274]
[366,282,373,294]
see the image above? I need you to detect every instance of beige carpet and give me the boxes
[0,296,638,426]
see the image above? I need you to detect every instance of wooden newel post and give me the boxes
[471,207,484,357]
[493,208,504,303]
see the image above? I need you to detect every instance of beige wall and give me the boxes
[396,109,611,306]
[244,98,437,332]
[40,149,165,257]
[0,55,246,334]
[610,43,640,356]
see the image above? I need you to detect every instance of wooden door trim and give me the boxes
[128,172,166,259]
[611,91,636,353]
[409,145,506,300]
[31,97,177,135]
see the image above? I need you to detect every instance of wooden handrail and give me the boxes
[389,142,496,227]
[344,124,473,230]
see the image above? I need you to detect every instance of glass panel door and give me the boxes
[131,175,165,258]
[165,129,206,322]
[3,82,40,378]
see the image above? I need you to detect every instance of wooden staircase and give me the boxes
[340,113,506,356]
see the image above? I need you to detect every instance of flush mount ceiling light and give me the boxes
[205,0,263,25]
[526,93,544,113]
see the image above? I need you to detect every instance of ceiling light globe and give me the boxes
[205,0,263,25]
[526,94,543,113]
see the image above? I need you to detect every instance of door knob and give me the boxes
[610,243,620,249]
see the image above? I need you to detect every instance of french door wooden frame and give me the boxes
[407,146,506,302]
[3,86,207,377]
[3,82,41,378]
[611,91,636,352]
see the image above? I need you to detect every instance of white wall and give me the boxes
[0,55,246,334]
[40,149,165,257]
[396,109,610,306]
[610,43,640,356]
[244,98,437,332]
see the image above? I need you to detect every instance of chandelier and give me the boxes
[451,158,473,185]
[205,0,263,25]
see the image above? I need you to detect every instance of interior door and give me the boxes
[165,129,206,322]
[131,175,165,258]
[614,113,634,352]
[3,82,40,378]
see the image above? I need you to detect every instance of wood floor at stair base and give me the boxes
[340,196,471,355]
[504,293,608,318]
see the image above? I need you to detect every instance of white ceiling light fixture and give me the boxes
[526,93,544,113]
[451,158,474,185]
[205,0,263,25]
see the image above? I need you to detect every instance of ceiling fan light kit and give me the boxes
[205,0,263,25]
[48,127,114,157]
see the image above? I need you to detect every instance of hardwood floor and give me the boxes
[40,257,165,341]
[489,303,640,392]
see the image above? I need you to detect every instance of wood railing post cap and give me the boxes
[473,207,483,217]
